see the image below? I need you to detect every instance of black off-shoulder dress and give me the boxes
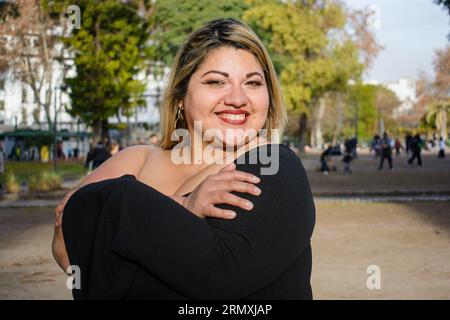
[62,143,316,300]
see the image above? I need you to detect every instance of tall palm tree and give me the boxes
[426,99,450,140]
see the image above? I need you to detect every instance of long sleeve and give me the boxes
[63,144,315,299]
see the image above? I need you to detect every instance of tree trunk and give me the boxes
[101,118,109,144]
[437,109,448,140]
[332,93,343,145]
[311,98,326,148]
[92,119,102,145]
[298,112,308,153]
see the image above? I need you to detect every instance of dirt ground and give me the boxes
[301,152,450,194]
[311,200,450,299]
[1,200,449,300]
[0,207,71,300]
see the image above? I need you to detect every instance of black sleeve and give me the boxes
[63,144,315,299]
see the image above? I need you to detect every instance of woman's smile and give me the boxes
[215,109,250,126]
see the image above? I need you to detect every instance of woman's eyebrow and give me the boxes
[201,70,264,79]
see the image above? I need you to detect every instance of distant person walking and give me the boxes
[405,133,413,156]
[394,138,403,155]
[378,132,393,170]
[73,147,80,159]
[347,137,358,159]
[342,140,353,175]
[438,137,446,159]
[85,140,111,170]
[407,134,423,166]
[371,134,381,159]
[320,146,331,175]
[56,141,66,160]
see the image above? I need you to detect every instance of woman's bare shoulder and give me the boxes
[85,144,160,181]
[118,144,162,160]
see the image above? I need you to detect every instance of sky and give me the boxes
[344,0,449,83]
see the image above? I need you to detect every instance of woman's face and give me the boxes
[182,46,269,148]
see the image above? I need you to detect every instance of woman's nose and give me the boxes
[223,84,249,108]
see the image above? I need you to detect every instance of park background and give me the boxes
[0,0,449,299]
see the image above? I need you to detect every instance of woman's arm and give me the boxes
[63,144,315,299]
[114,145,315,299]
[52,145,152,270]
[53,148,262,272]
[52,226,70,271]
[55,145,152,226]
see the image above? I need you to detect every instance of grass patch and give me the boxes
[2,160,86,184]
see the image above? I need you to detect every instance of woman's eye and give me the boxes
[204,80,224,86]
[203,80,263,87]
[246,81,263,87]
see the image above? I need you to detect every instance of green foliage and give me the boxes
[150,0,249,68]
[244,0,364,114]
[61,0,152,127]
[425,99,450,136]
[28,171,63,192]
[41,0,374,143]
[344,84,378,141]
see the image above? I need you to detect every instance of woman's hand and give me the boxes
[54,189,77,228]
[181,163,262,219]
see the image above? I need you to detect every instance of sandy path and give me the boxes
[0,207,71,300]
[312,200,450,299]
[0,201,449,299]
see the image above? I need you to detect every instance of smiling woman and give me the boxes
[159,17,286,151]
[53,18,315,300]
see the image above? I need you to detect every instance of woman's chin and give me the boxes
[221,136,254,150]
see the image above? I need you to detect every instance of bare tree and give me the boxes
[346,6,384,70]
[0,0,69,130]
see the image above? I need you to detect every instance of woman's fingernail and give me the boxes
[245,201,253,209]
[253,176,260,183]
[254,187,261,195]
[228,212,236,218]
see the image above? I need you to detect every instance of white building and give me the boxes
[0,69,163,132]
[384,77,417,117]
[0,59,164,162]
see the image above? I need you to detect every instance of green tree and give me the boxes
[425,100,450,139]
[374,85,401,135]
[415,46,450,139]
[58,0,154,143]
[244,0,375,149]
[344,83,378,142]
[149,0,249,68]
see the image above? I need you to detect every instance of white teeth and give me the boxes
[219,113,246,121]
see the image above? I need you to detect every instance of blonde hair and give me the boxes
[159,18,286,150]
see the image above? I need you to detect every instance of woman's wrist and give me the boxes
[170,195,186,207]
[170,195,205,219]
